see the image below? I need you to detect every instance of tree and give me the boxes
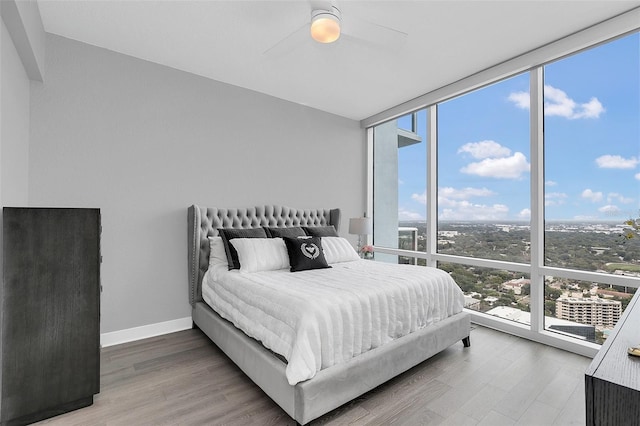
[545,300,556,316]
[545,284,562,300]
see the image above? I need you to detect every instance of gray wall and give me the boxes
[1,18,31,207]
[29,34,365,333]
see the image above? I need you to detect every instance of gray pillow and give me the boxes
[303,225,339,237]
[218,227,267,270]
[263,226,306,239]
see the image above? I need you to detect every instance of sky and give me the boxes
[395,32,640,223]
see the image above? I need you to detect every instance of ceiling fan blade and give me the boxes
[342,16,408,51]
[263,22,310,57]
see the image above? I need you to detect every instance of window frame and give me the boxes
[365,11,640,358]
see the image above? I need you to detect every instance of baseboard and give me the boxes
[100,317,193,347]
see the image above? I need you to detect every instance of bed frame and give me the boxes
[187,204,471,425]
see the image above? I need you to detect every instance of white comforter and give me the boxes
[202,260,464,385]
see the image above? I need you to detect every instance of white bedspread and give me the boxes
[202,260,464,385]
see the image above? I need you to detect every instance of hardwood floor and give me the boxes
[35,325,590,425]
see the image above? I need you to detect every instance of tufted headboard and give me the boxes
[187,205,341,306]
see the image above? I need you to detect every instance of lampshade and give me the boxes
[310,8,341,44]
[349,217,373,235]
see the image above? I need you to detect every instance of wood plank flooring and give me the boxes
[35,325,591,425]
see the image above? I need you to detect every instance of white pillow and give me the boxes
[322,237,360,264]
[208,236,228,268]
[230,238,290,273]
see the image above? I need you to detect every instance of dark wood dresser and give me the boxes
[585,289,640,425]
[1,207,101,425]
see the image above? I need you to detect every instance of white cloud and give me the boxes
[636,173,640,180]
[546,192,568,199]
[596,155,639,169]
[507,85,605,119]
[437,186,522,220]
[545,180,558,187]
[608,193,634,204]
[439,200,509,221]
[398,208,424,221]
[439,187,495,200]
[545,192,568,206]
[411,192,426,205]
[599,205,620,214]
[414,187,495,206]
[508,91,529,109]
[578,98,606,119]
[458,140,511,159]
[545,85,605,119]
[582,189,603,202]
[543,85,577,117]
[460,152,530,179]
[438,196,457,208]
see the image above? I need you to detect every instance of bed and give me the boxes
[187,204,470,425]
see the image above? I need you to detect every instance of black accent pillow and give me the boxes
[283,236,331,272]
[218,227,268,270]
[263,226,306,239]
[302,225,339,237]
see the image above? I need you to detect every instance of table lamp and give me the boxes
[349,216,373,256]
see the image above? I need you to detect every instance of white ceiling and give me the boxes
[36,0,640,121]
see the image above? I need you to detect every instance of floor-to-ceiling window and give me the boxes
[438,74,532,323]
[542,33,639,343]
[369,28,639,352]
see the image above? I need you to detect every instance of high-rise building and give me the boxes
[556,297,622,328]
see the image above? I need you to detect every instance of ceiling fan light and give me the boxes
[310,10,341,43]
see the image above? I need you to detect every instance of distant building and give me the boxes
[590,246,610,255]
[463,295,481,310]
[438,230,459,238]
[597,288,634,299]
[556,296,621,328]
[502,277,529,295]
[484,296,499,305]
[485,306,529,324]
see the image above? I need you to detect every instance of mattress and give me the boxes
[202,260,464,385]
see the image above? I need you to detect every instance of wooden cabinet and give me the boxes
[1,208,101,425]
[585,289,640,425]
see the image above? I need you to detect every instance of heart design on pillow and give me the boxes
[301,243,320,259]
[284,236,330,272]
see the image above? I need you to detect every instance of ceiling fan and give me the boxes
[263,1,408,57]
